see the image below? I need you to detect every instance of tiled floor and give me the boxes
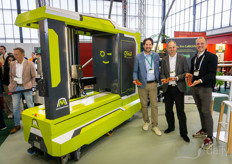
[0,102,231,164]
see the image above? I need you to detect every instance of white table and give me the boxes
[213,76,232,142]
[218,64,232,67]
[216,76,232,100]
[218,61,232,63]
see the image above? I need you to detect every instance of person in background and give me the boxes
[161,40,190,142]
[0,104,6,130]
[32,53,41,71]
[7,52,13,56]
[32,53,41,63]
[0,45,7,121]
[133,38,162,136]
[3,55,15,118]
[9,47,36,134]
[0,61,6,130]
[224,67,232,75]
[0,45,8,62]
[29,52,36,62]
[187,37,218,150]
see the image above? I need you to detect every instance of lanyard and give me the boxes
[145,54,153,68]
[194,55,205,71]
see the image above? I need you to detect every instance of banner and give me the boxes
[174,31,206,38]
[216,44,225,62]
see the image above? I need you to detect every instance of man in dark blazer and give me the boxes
[133,38,161,136]
[187,37,218,149]
[161,40,190,142]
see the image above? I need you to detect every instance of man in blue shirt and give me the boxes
[133,38,161,135]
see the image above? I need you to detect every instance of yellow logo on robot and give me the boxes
[124,51,132,59]
[57,98,68,107]
[100,51,112,64]
[58,100,66,107]
[100,51,105,57]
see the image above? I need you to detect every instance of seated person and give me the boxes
[224,68,232,75]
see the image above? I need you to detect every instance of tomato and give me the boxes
[186,74,193,86]
[135,79,142,86]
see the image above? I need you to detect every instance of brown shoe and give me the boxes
[10,126,21,134]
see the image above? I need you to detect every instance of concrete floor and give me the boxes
[0,102,232,164]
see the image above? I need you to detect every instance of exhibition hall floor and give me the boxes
[0,102,231,164]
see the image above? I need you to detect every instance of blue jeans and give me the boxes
[12,86,34,126]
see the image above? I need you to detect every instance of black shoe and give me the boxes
[181,135,190,142]
[27,146,36,154]
[164,128,174,133]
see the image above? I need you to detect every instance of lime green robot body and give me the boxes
[23,92,140,156]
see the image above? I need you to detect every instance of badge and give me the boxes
[14,77,21,82]
[149,69,154,74]
[194,71,199,76]
[170,72,175,77]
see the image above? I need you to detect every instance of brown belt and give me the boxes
[17,84,23,86]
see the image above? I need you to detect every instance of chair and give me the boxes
[216,100,232,154]
[211,92,229,115]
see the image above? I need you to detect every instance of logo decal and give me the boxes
[56,98,68,110]
[100,51,105,57]
[124,51,132,59]
[32,119,39,127]
[100,51,112,64]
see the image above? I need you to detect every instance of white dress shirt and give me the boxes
[3,53,8,60]
[15,59,25,84]
[143,52,155,81]
[196,50,205,83]
[197,50,205,58]
[169,53,177,85]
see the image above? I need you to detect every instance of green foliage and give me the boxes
[150,33,170,43]
[216,72,224,87]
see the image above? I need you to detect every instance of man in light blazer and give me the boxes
[9,47,36,134]
[161,40,190,142]
[133,38,161,136]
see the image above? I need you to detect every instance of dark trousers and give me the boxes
[0,109,6,128]
[0,79,5,128]
[191,87,213,137]
[164,85,188,136]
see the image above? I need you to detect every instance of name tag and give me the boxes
[14,77,21,82]
[149,69,154,74]
[170,72,175,77]
[194,71,199,76]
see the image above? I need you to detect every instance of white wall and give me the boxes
[0,43,40,59]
